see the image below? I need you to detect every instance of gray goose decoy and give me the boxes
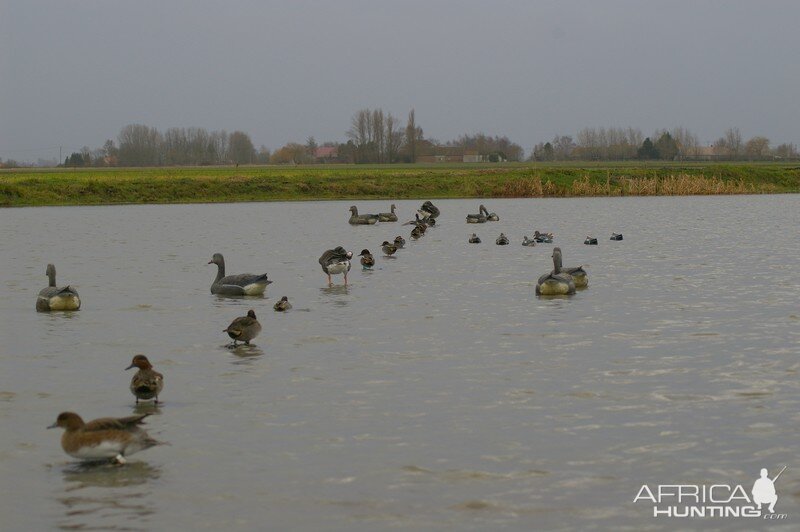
[273,296,292,312]
[378,204,398,222]
[36,264,81,311]
[480,204,499,221]
[536,247,576,296]
[466,205,488,223]
[393,236,405,249]
[125,355,164,404]
[496,233,509,245]
[359,249,375,269]
[418,201,440,221]
[348,206,379,225]
[468,233,481,244]
[208,253,272,296]
[319,246,352,286]
[224,309,262,346]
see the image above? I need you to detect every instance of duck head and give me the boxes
[358,249,371,256]
[126,354,153,371]
[247,309,257,319]
[48,412,84,430]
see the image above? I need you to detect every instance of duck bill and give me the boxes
[125,364,135,370]
[47,422,58,429]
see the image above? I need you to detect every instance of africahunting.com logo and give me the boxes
[633,466,787,519]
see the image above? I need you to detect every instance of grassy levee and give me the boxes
[1,162,798,207]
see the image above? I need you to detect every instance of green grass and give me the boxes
[1,162,798,207]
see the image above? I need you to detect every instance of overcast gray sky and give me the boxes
[2,0,798,161]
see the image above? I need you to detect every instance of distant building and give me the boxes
[314,146,338,162]
[417,146,482,163]
[678,144,724,161]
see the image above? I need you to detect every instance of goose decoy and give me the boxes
[466,205,488,224]
[208,253,272,296]
[318,246,352,286]
[223,309,262,346]
[358,249,375,270]
[496,233,509,245]
[584,236,598,245]
[378,204,398,222]
[536,247,576,295]
[348,206,379,225]
[610,233,623,241]
[468,233,481,244]
[561,265,588,288]
[36,264,81,311]
[48,412,163,465]
[521,236,536,247]
[417,201,440,224]
[393,236,405,249]
[273,296,292,312]
[480,204,499,221]
[381,241,398,256]
[125,355,163,404]
[533,230,554,243]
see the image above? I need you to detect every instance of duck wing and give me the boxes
[84,414,150,432]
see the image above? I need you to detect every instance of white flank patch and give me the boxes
[243,283,267,295]
[327,262,349,275]
[49,295,81,310]
[71,440,124,460]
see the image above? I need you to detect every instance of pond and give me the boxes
[1,195,798,530]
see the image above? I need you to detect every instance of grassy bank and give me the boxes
[1,162,798,207]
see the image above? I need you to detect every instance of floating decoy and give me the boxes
[348,206,379,225]
[535,247,576,295]
[496,233,509,245]
[358,249,375,270]
[610,233,623,241]
[48,412,163,465]
[319,246,352,286]
[521,236,536,247]
[208,253,272,296]
[393,236,405,249]
[584,236,598,245]
[418,201,440,222]
[466,205,488,223]
[36,264,81,311]
[273,296,292,312]
[468,233,481,244]
[125,355,163,404]
[561,264,588,288]
[224,309,262,346]
[378,204,398,222]
[533,230,554,243]
[480,204,499,221]
[381,241,398,256]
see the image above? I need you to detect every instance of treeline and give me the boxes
[531,127,798,162]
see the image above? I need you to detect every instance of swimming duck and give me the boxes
[468,233,481,244]
[48,412,163,465]
[125,355,163,404]
[378,204,398,222]
[418,201,440,221]
[381,241,398,256]
[410,225,424,239]
[466,205,488,223]
[610,233,623,241]
[521,236,536,247]
[480,204,499,221]
[348,206,379,225]
[535,247,576,295]
[393,236,406,249]
[584,236,598,245]
[208,253,272,296]
[358,249,375,269]
[273,296,292,312]
[224,309,262,346]
[496,233,509,245]
[36,264,81,311]
[533,230,554,243]
[319,246,352,286]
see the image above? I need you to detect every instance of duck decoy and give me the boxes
[273,296,292,312]
[348,206,379,225]
[496,233,509,245]
[208,253,272,296]
[466,205,488,224]
[48,412,163,465]
[418,200,440,221]
[381,241,398,256]
[480,204,499,221]
[610,233,623,241]
[393,236,405,249]
[125,355,163,404]
[36,264,81,311]
[358,249,375,270]
[533,230,554,243]
[468,233,481,244]
[319,246,352,286]
[224,309,262,346]
[584,236,598,245]
[378,204,398,222]
[535,247,576,295]
[521,236,536,247]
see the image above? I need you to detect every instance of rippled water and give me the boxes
[1,196,798,530]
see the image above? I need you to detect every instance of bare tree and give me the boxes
[744,136,770,160]
[404,108,423,163]
[724,127,742,160]
[228,131,255,164]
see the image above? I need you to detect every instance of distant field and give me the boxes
[1,162,798,207]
